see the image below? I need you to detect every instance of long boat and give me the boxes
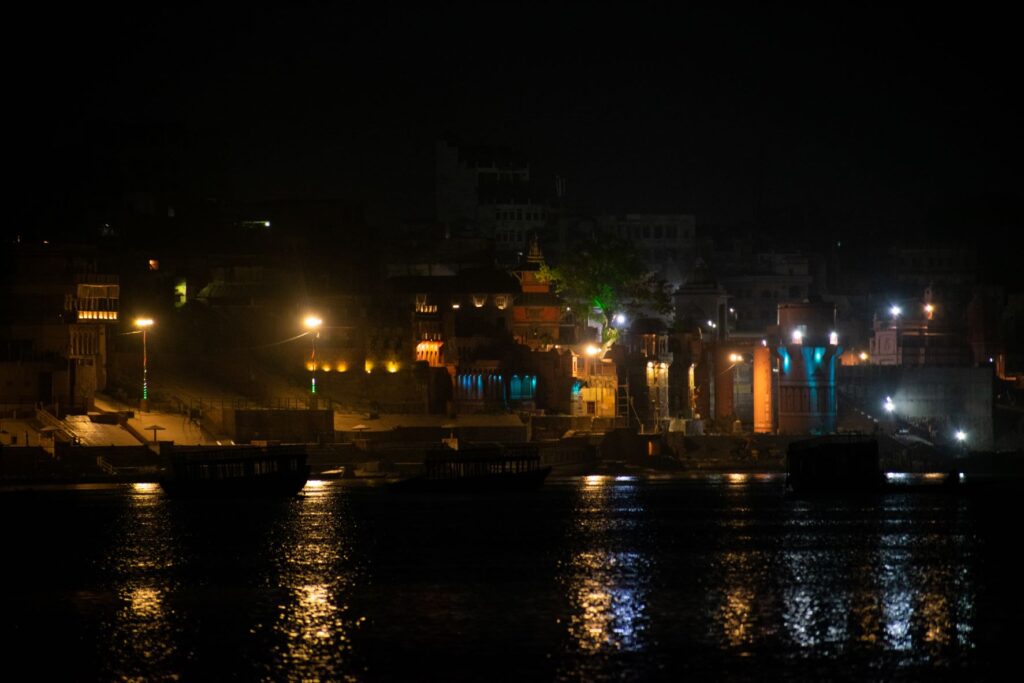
[392,440,551,492]
[785,435,885,496]
[159,444,310,498]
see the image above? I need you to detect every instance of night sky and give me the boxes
[11,4,1022,253]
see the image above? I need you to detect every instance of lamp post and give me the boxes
[304,315,322,396]
[134,318,154,411]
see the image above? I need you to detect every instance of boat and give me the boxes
[159,444,310,498]
[786,435,886,496]
[392,440,551,492]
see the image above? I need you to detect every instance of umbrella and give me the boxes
[143,424,167,442]
[39,426,62,440]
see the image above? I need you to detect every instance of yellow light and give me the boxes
[729,353,742,362]
[386,361,400,373]
[320,363,331,372]
[585,344,602,357]
[304,315,322,330]
[364,360,374,373]
[131,482,159,493]
[305,361,316,371]
[924,304,935,313]
[859,352,869,361]
[134,317,154,328]
[336,361,348,372]
[585,475,607,487]
[727,473,749,484]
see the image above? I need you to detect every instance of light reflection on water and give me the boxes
[3,475,1000,679]
[258,481,363,682]
[100,482,180,682]
[775,495,977,665]
[560,475,650,671]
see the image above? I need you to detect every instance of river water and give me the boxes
[2,475,1018,680]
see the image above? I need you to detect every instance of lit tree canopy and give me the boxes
[539,237,673,341]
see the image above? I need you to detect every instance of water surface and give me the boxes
[3,475,1017,680]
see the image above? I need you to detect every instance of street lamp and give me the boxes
[304,315,322,394]
[134,318,154,411]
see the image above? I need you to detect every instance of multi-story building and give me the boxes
[0,245,119,413]
[435,139,555,265]
[718,251,813,334]
[868,289,971,367]
[596,214,697,290]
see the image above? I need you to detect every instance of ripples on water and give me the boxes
[2,474,1016,680]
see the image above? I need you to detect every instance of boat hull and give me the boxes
[159,445,310,499]
[393,465,552,493]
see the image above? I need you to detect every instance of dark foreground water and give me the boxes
[3,474,1020,681]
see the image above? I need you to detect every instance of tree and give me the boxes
[539,237,673,342]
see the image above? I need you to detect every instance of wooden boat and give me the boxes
[786,435,885,496]
[159,444,310,498]
[392,440,551,492]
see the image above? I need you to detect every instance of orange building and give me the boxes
[511,238,574,348]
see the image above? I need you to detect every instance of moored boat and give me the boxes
[786,435,885,496]
[159,444,310,498]
[392,441,551,492]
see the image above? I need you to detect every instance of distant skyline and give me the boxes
[10,5,1021,251]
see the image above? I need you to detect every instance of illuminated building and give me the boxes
[0,245,119,412]
[775,300,840,435]
[510,237,575,348]
[868,288,971,366]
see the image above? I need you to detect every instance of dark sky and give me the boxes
[11,4,1022,246]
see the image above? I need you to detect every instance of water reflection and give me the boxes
[778,499,976,664]
[260,481,363,682]
[560,476,650,667]
[714,551,759,650]
[100,483,180,681]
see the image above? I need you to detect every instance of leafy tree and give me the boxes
[539,237,672,342]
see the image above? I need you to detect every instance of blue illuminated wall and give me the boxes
[776,344,840,435]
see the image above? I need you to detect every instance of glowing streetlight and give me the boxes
[955,430,967,443]
[859,351,869,361]
[134,318,154,410]
[304,315,322,394]
[614,313,626,326]
[890,305,902,318]
[791,329,803,344]
[883,396,895,413]
[584,344,602,357]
